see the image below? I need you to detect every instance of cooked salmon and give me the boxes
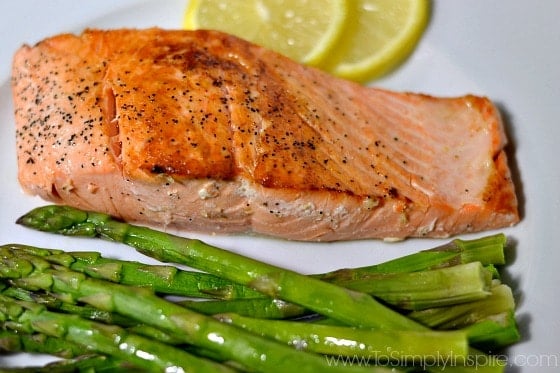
[11,28,519,241]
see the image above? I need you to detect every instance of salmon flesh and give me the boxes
[11,28,519,241]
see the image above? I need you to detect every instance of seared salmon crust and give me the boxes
[12,28,519,241]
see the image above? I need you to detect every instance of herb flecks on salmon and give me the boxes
[12,28,519,241]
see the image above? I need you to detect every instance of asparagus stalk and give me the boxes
[0,329,85,359]
[0,330,135,372]
[1,285,135,327]
[0,354,136,373]
[0,284,213,350]
[215,312,468,361]
[0,248,395,373]
[178,262,491,317]
[1,285,195,347]
[4,231,507,314]
[4,243,260,300]
[0,294,235,373]
[407,284,519,351]
[4,244,495,313]
[317,234,507,281]
[15,205,425,331]
[464,311,520,352]
[15,205,510,372]
[8,226,508,301]
[328,262,493,310]
[180,297,310,319]
[408,284,516,330]
[7,243,496,320]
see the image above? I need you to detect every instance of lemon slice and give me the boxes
[183,0,348,66]
[321,0,430,82]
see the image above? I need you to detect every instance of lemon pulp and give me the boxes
[183,0,429,83]
[321,0,430,82]
[183,0,348,66]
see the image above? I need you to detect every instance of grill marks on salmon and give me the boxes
[12,28,519,241]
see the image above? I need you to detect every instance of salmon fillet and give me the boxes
[11,28,519,241]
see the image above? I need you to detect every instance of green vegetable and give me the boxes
[408,284,516,329]
[180,297,310,319]
[14,205,429,330]
[215,312,468,361]
[0,353,135,373]
[0,294,233,373]
[10,204,518,372]
[1,285,135,327]
[0,329,138,372]
[464,311,520,351]
[408,284,520,350]
[178,262,493,320]
[326,261,493,310]
[317,233,506,280]
[4,243,260,300]
[0,246,393,373]
[0,329,85,359]
[5,242,498,313]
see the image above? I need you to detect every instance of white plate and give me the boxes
[1,1,559,371]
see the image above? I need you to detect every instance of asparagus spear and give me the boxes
[6,243,495,320]
[408,284,516,330]
[0,354,136,373]
[15,278,482,357]
[0,249,395,373]
[1,285,194,347]
[15,205,426,330]
[0,329,85,359]
[2,283,245,362]
[1,285,135,327]
[9,225,508,301]
[407,283,519,352]
[0,294,235,373]
[178,262,491,317]
[4,244,495,313]
[0,330,135,372]
[4,231,507,313]
[464,311,520,352]
[180,297,310,319]
[317,234,507,281]
[215,312,468,361]
[15,205,510,372]
[325,262,493,310]
[4,243,261,300]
